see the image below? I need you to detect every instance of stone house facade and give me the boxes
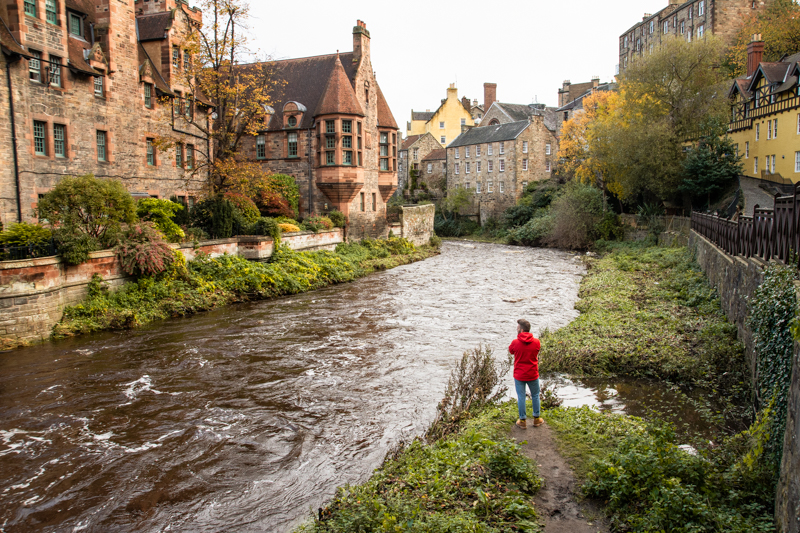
[237,20,399,240]
[397,132,439,196]
[555,80,616,135]
[0,0,210,225]
[446,120,554,222]
[618,0,766,72]
[420,148,445,197]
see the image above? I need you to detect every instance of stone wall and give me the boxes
[0,229,343,345]
[399,204,435,247]
[690,230,800,532]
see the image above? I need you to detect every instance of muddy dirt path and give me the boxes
[511,423,609,533]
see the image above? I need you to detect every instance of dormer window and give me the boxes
[288,116,297,127]
[69,12,83,37]
[283,102,306,128]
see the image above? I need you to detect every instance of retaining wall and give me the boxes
[0,230,342,345]
[690,231,800,532]
[399,204,436,247]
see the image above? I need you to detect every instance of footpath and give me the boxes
[510,423,609,533]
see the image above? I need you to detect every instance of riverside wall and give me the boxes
[399,204,436,247]
[689,231,800,533]
[0,230,343,346]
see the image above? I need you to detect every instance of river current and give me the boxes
[1,242,586,531]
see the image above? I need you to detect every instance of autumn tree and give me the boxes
[724,0,800,77]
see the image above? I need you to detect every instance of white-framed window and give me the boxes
[699,0,705,15]
[288,132,299,158]
[476,145,481,156]
[546,161,551,172]
[476,182,482,194]
[461,118,466,126]
[427,163,432,174]
[754,157,758,173]
[476,161,482,172]
[172,46,180,69]
[487,181,493,193]
[768,120,772,139]
[624,36,628,48]
[522,181,528,189]
[745,142,750,159]
[33,120,46,155]
[795,151,800,172]
[466,162,471,174]
[698,24,704,39]
[94,76,104,97]
[176,143,183,167]
[455,163,460,174]
[680,20,685,34]
[499,160,505,172]
[773,118,778,138]
[545,143,551,155]
[186,144,194,169]
[413,148,418,160]
[771,154,776,173]
[439,121,445,129]
[499,142,504,154]
[465,146,470,157]
[488,144,493,156]
[28,50,41,82]
[144,83,153,108]
[756,123,760,141]
[49,55,61,87]
[663,21,669,33]
[488,160,493,172]
[440,136,446,144]
[499,181,504,193]
[797,113,800,134]
[523,141,528,153]
[523,159,528,171]
[689,5,693,19]
[687,29,692,42]
[649,20,654,34]
[455,147,460,159]
[464,182,470,189]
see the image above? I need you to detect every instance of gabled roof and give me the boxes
[422,148,446,161]
[728,78,752,99]
[138,44,174,95]
[448,121,530,149]
[556,83,617,115]
[137,12,174,42]
[401,134,422,150]
[0,15,26,56]
[315,53,364,117]
[747,62,792,93]
[412,111,434,122]
[376,83,398,129]
[486,102,560,132]
[68,37,101,76]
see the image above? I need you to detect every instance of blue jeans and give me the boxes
[515,378,540,420]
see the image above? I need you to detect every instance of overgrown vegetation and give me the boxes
[546,407,775,532]
[54,237,436,337]
[297,347,542,533]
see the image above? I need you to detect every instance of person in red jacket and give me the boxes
[509,318,542,429]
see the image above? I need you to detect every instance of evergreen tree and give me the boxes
[680,134,743,209]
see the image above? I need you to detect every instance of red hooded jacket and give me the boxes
[509,332,540,381]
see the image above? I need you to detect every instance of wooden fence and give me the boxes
[691,182,800,264]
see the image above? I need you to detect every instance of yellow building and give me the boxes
[729,39,800,183]
[406,84,475,147]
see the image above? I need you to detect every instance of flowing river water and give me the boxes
[0,242,726,532]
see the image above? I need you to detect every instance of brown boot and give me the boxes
[532,417,544,427]
[516,419,527,429]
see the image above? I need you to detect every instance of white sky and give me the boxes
[244,0,666,132]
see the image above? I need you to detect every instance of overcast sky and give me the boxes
[246,0,666,133]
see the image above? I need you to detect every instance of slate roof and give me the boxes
[138,44,174,95]
[68,37,101,76]
[0,15,26,56]
[448,121,530,148]
[490,102,559,132]
[422,148,446,161]
[137,12,173,42]
[401,134,422,150]
[555,83,617,117]
[66,0,96,17]
[315,54,364,117]
[412,111,434,122]
[376,83,398,129]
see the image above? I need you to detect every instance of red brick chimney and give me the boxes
[484,83,497,112]
[746,34,764,77]
[461,96,470,111]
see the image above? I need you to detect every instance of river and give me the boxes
[0,241,717,532]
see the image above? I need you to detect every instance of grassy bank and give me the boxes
[540,241,747,395]
[296,401,542,533]
[54,237,437,337]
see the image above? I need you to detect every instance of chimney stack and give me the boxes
[484,83,497,112]
[352,20,371,66]
[461,96,470,111]
[746,34,764,77]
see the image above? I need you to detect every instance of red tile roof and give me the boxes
[375,82,398,129]
[68,37,101,76]
[422,148,446,161]
[401,134,422,150]
[315,53,364,117]
[0,16,25,56]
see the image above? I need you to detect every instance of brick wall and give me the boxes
[0,229,343,344]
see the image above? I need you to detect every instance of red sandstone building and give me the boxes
[238,20,400,239]
[0,0,211,225]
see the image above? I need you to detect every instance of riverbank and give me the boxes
[52,237,438,339]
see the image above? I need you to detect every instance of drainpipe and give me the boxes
[5,59,22,223]
[307,126,313,217]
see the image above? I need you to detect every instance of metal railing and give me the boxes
[0,239,59,262]
[691,182,800,265]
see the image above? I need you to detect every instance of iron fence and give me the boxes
[0,239,59,262]
[691,182,800,265]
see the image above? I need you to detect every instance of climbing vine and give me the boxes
[748,262,797,473]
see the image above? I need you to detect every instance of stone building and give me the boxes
[406,84,475,147]
[555,79,616,133]
[397,132,439,196]
[728,38,800,183]
[618,0,766,73]
[420,148,445,196]
[237,20,399,240]
[0,0,210,225]
[446,120,554,222]
[557,78,601,107]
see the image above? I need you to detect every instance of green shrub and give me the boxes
[136,198,185,242]
[0,222,52,246]
[593,212,626,241]
[184,227,208,242]
[433,215,480,237]
[115,222,175,277]
[506,212,554,246]
[545,181,603,249]
[223,192,261,224]
[37,174,136,246]
[191,196,236,239]
[301,215,333,233]
[429,233,442,249]
[169,196,192,226]
[637,203,666,242]
[502,204,536,228]
[327,210,346,228]
[54,231,101,266]
[247,217,281,249]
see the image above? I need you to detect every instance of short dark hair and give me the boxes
[517,319,531,332]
